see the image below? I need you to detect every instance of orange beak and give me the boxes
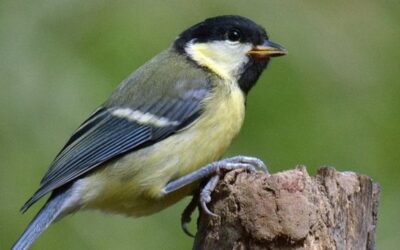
[247,40,287,58]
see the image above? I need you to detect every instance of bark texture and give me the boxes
[193,166,380,250]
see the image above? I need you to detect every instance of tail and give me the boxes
[12,189,74,250]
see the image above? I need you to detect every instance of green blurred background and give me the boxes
[1,1,399,249]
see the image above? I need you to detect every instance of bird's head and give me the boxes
[174,15,287,93]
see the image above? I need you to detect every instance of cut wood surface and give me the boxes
[193,166,380,250]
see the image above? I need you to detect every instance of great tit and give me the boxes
[13,15,286,249]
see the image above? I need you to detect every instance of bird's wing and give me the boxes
[21,86,210,212]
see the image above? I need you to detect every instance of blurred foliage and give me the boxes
[1,1,399,249]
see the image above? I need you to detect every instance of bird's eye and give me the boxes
[226,29,241,42]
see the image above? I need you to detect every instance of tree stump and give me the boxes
[193,166,380,250]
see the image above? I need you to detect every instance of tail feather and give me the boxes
[12,189,72,250]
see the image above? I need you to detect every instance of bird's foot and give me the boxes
[163,156,267,195]
[168,156,268,236]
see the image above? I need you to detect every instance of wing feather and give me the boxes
[21,86,209,212]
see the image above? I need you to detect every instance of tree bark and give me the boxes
[193,166,380,250]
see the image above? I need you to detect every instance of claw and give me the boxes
[199,175,219,216]
[225,156,268,173]
[200,200,218,217]
[180,193,198,237]
[181,221,194,238]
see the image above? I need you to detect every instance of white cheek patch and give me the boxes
[112,108,179,127]
[185,40,252,81]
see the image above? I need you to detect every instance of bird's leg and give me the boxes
[163,156,268,221]
[163,156,267,194]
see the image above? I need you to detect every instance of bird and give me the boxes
[12,15,287,249]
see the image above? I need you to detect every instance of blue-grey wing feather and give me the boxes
[21,87,209,212]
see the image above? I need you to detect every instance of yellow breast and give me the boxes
[79,80,246,216]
